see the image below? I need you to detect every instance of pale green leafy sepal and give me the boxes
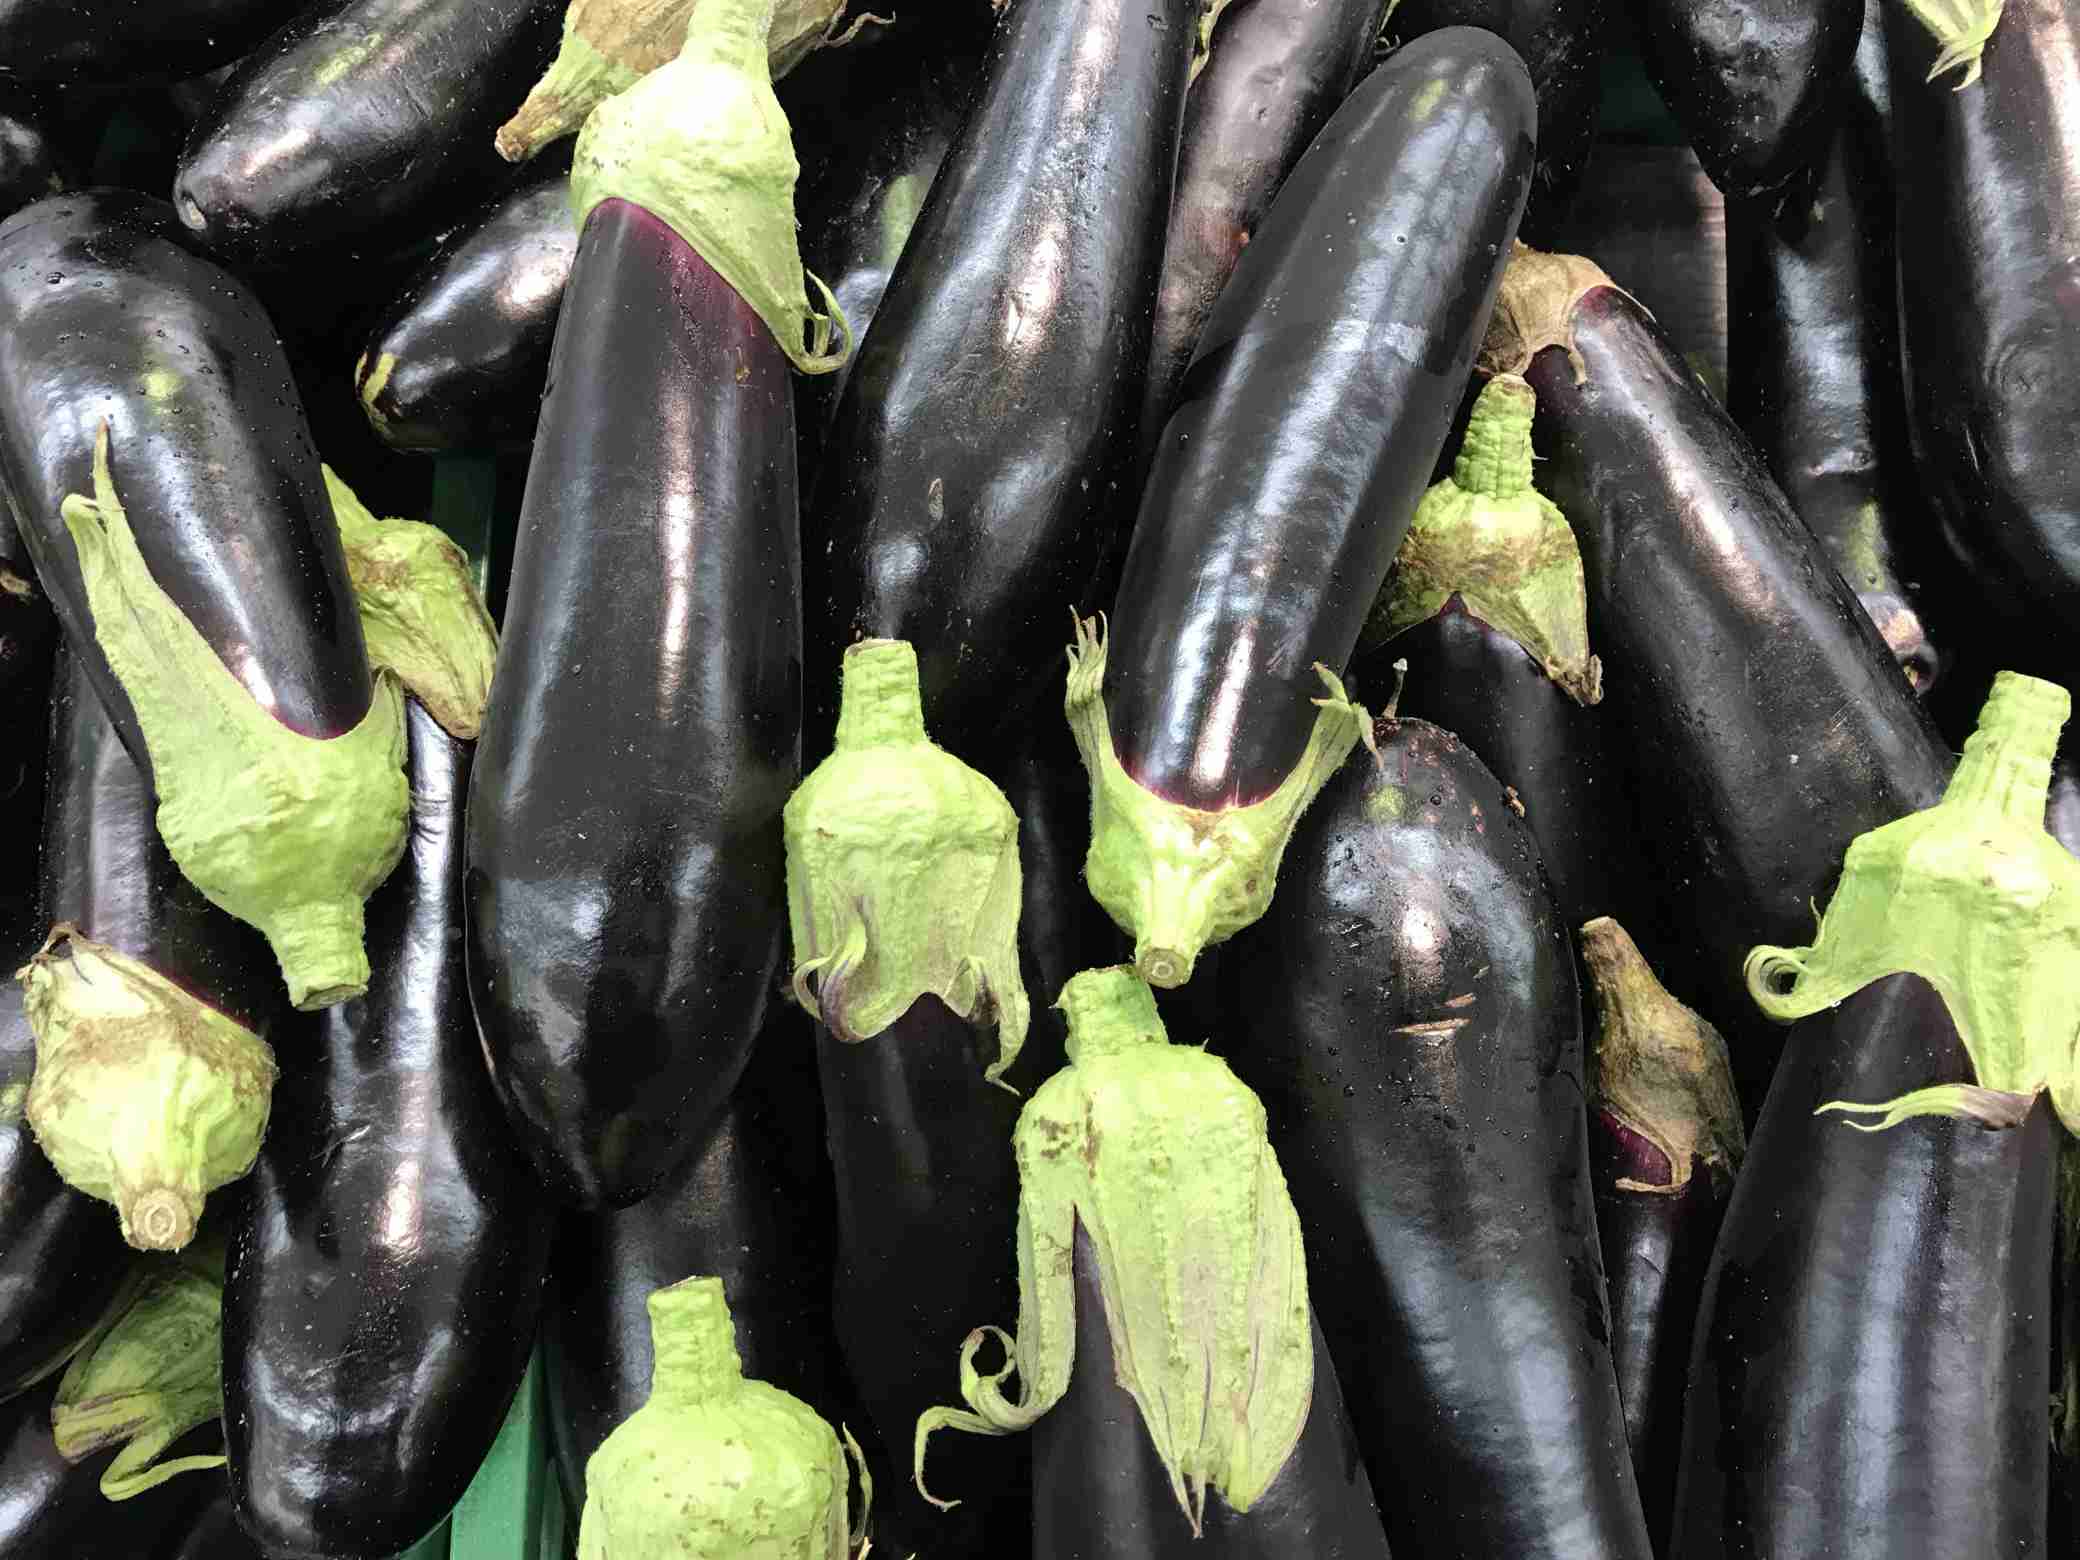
[1901,0,2004,87]
[1817,1085,2036,1132]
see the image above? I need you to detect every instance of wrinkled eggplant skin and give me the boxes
[0,0,298,86]
[1227,718,1654,1560]
[0,93,64,218]
[804,0,1193,764]
[0,1386,213,1558]
[355,147,575,454]
[173,0,560,262]
[817,996,1028,1556]
[468,200,800,1209]
[163,1485,265,1560]
[0,190,371,772]
[1524,285,1951,1116]
[1137,0,1387,461]
[1387,0,1602,239]
[1032,1225,1392,1559]
[1592,1121,1726,1556]
[225,702,553,1560]
[544,1004,843,1512]
[1888,0,2080,676]
[1109,32,1533,809]
[1672,976,2054,1558]
[1629,0,1860,196]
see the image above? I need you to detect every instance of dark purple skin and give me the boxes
[0,91,63,218]
[161,1483,265,1560]
[1030,1225,1393,1559]
[1136,0,1388,463]
[223,702,553,1560]
[0,504,53,930]
[1888,0,2080,678]
[1108,31,1533,811]
[804,0,1194,765]
[0,0,302,85]
[467,198,801,1209]
[0,190,371,777]
[1628,0,1862,196]
[353,147,576,454]
[1672,977,2053,1557]
[1226,717,1655,1560]
[172,0,560,262]
[1521,280,1952,1117]
[0,1384,216,1559]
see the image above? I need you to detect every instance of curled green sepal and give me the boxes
[577,1276,870,1559]
[1364,374,1602,706]
[1901,0,2003,87]
[51,1239,227,1499]
[1066,614,1368,988]
[322,466,499,739]
[784,639,1028,1081]
[18,927,275,1252]
[59,423,410,1010]
[570,0,852,374]
[1744,671,2080,1131]
[914,967,1312,1532]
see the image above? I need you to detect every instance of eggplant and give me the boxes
[354,148,577,455]
[0,190,405,1011]
[162,1483,264,1560]
[803,0,1196,765]
[172,0,562,262]
[0,0,300,86]
[1074,30,1534,989]
[0,91,63,218]
[1137,0,1386,461]
[1486,246,1952,1113]
[543,1003,843,1513]
[223,699,553,1560]
[1628,0,1860,196]
[1887,0,2080,675]
[1225,715,1654,1560]
[0,1380,215,1558]
[1727,0,1938,692]
[1578,917,1742,1556]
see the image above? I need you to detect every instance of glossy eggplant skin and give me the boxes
[1226,717,1654,1560]
[354,148,575,454]
[172,0,560,263]
[1386,0,1601,238]
[1032,1225,1392,1559]
[1523,283,1951,1114]
[1671,976,2054,1558]
[804,0,1194,763]
[162,1484,264,1560]
[0,0,298,86]
[1109,32,1533,808]
[1137,0,1386,459]
[223,701,552,1560]
[1888,0,2080,676]
[0,1384,213,1558]
[0,190,372,774]
[818,996,1028,1556]
[1629,0,1860,197]
[468,199,800,1209]
[543,1004,843,1512]
[0,92,63,218]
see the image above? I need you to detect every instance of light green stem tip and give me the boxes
[646,1277,745,1405]
[1744,670,2080,1131]
[1056,966,1167,1063]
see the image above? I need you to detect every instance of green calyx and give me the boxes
[1192,0,1239,80]
[578,1276,870,1560]
[1580,917,1743,1191]
[1901,0,2003,87]
[59,424,410,1009]
[322,466,499,739]
[1065,614,1368,989]
[1745,671,2080,1131]
[784,639,1029,1081]
[914,966,1312,1530]
[18,928,275,1252]
[1364,374,1601,705]
[569,0,851,374]
[52,1239,227,1499]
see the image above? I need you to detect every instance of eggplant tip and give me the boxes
[123,1187,197,1252]
[175,193,207,234]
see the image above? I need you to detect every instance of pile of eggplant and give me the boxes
[1,0,2078,1551]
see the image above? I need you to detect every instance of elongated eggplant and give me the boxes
[0,191,406,1011]
[354,149,576,454]
[804,0,1195,764]
[172,0,562,261]
[1074,30,1533,990]
[0,1380,214,1559]
[224,699,552,1560]
[0,0,299,86]
[1486,246,1951,1112]
[1887,0,2080,674]
[162,1484,264,1560]
[1137,0,1386,460]
[1226,716,1654,1560]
